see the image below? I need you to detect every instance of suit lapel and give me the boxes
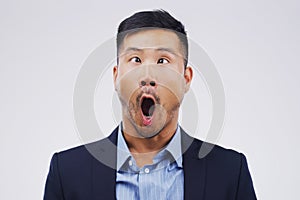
[181,129,206,200]
[91,127,119,200]
[90,126,207,200]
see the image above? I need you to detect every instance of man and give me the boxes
[44,10,256,200]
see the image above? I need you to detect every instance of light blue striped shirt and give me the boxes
[116,124,184,200]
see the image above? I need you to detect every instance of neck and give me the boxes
[122,115,178,154]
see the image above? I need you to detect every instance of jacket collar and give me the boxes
[90,127,118,200]
[90,126,206,200]
[180,127,206,200]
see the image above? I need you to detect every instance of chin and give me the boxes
[135,123,164,138]
[134,113,173,139]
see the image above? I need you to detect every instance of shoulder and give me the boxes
[188,137,248,179]
[183,136,256,198]
[50,139,106,170]
[191,137,245,165]
[181,128,244,161]
[54,127,119,162]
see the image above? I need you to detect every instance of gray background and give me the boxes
[1,0,299,199]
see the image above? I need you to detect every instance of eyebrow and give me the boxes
[156,47,177,56]
[123,47,178,56]
[124,47,143,53]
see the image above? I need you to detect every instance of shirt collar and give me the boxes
[116,122,183,171]
[164,125,183,168]
[116,123,132,171]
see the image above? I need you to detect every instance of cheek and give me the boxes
[158,85,183,107]
[156,69,186,102]
[115,67,141,103]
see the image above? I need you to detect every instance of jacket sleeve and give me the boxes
[43,153,65,200]
[236,153,257,200]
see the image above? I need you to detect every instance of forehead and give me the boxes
[120,29,182,54]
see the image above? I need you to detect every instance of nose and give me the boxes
[140,80,156,87]
[139,78,157,90]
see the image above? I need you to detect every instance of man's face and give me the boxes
[114,29,192,138]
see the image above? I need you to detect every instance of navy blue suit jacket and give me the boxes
[44,127,256,199]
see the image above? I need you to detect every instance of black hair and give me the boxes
[117,9,188,67]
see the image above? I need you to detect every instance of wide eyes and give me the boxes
[157,58,169,64]
[129,57,169,64]
[129,57,141,63]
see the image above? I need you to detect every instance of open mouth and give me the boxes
[141,97,155,117]
[140,96,155,125]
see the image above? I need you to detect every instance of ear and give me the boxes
[184,66,193,93]
[113,65,118,91]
